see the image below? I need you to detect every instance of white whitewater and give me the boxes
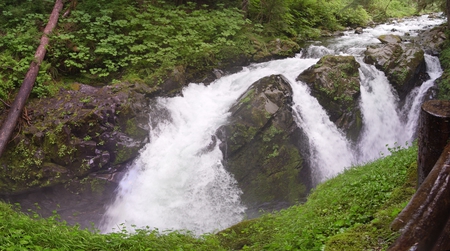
[356,60,404,161]
[101,15,444,235]
[100,58,319,235]
[402,54,443,138]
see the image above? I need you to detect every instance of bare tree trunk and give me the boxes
[389,100,450,251]
[242,0,249,18]
[447,0,450,30]
[0,0,64,157]
[388,142,450,250]
[417,100,450,186]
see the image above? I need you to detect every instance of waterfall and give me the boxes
[356,60,404,161]
[356,54,442,161]
[100,58,320,234]
[288,76,355,184]
[402,54,443,139]
[101,15,445,235]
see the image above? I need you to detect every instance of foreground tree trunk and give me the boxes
[389,100,450,251]
[389,143,450,250]
[417,100,450,185]
[0,0,64,157]
[448,0,450,29]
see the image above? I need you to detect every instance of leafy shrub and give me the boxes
[47,2,248,83]
[338,5,371,27]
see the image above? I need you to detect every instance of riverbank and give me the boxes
[0,143,417,250]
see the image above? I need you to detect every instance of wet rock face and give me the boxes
[216,75,311,217]
[0,82,152,195]
[364,34,428,101]
[414,24,447,55]
[297,55,362,142]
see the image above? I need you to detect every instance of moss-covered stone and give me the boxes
[217,75,311,217]
[364,34,428,100]
[0,82,150,195]
[297,55,363,142]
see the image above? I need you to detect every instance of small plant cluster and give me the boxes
[438,34,450,100]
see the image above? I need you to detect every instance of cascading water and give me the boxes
[101,15,445,235]
[356,60,404,161]
[403,54,443,138]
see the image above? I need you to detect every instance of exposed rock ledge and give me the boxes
[0,82,154,195]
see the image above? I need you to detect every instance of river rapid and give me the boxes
[1,14,445,235]
[100,14,446,235]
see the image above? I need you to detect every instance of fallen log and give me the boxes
[0,0,64,157]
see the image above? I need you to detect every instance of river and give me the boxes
[100,14,445,235]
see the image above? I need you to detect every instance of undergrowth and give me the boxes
[438,32,450,100]
[0,0,421,99]
[0,144,418,250]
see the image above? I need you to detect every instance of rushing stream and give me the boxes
[100,15,445,235]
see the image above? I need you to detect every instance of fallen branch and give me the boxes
[0,0,64,157]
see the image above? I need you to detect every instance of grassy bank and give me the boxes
[0,143,418,250]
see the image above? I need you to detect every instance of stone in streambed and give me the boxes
[217,74,312,217]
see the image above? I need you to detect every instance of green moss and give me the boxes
[113,146,135,165]
[124,118,147,138]
[240,89,255,106]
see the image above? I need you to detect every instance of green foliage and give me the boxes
[438,35,450,100]
[48,2,249,83]
[416,0,446,12]
[0,0,420,96]
[0,202,225,250]
[348,0,417,21]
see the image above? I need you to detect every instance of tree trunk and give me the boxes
[388,142,450,251]
[389,100,450,251]
[447,0,450,30]
[417,100,450,186]
[242,0,249,18]
[0,0,64,157]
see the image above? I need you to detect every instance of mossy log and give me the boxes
[389,100,450,251]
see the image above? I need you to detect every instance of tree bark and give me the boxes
[417,100,450,186]
[389,100,450,251]
[0,0,64,157]
[447,0,450,30]
[388,142,450,251]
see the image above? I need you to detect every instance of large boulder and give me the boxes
[0,82,153,194]
[414,24,447,56]
[216,75,311,217]
[364,34,428,100]
[297,55,362,142]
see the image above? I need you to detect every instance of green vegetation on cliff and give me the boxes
[0,144,418,250]
[437,38,450,99]
[0,0,420,99]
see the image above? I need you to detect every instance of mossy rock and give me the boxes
[297,55,363,142]
[217,75,311,217]
[364,35,428,100]
[0,82,151,195]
